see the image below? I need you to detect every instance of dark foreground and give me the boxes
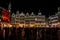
[0,27,60,40]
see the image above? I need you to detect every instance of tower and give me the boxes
[58,7,60,12]
[8,2,11,23]
[8,2,11,13]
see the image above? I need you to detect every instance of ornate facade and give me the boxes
[11,11,46,28]
[48,15,58,27]
[0,3,60,28]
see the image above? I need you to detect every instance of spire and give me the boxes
[20,12,25,16]
[8,2,11,12]
[58,7,60,12]
[56,7,60,16]
[16,10,19,14]
[26,12,29,16]
[16,10,20,17]
[31,12,34,16]
[38,9,42,16]
[12,13,15,17]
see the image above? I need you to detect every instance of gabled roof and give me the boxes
[48,15,58,19]
[20,12,25,16]
[11,13,15,17]
[30,12,35,16]
[16,10,20,16]
[26,12,29,16]
[16,10,19,14]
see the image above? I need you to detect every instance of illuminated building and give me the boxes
[35,11,46,28]
[48,15,58,27]
[44,18,49,28]
[11,13,16,27]
[56,7,60,17]
[29,12,35,28]
[2,3,60,28]
[0,2,11,28]
[19,12,25,28]
[25,12,30,28]
[11,11,25,28]
[1,3,60,28]
[11,11,20,28]
[55,7,60,28]
[10,10,46,28]
[15,10,20,28]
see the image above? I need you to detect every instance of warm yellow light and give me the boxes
[4,23,12,28]
[8,24,12,28]
[25,24,29,27]
[30,24,35,28]
[4,24,7,27]
[57,22,60,28]
[19,24,24,28]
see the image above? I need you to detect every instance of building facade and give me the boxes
[1,3,60,28]
[35,12,46,28]
[48,15,58,27]
[11,11,46,28]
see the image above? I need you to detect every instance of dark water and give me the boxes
[0,27,60,40]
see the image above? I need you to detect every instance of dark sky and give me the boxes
[0,0,59,17]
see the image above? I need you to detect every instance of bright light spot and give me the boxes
[4,24,7,27]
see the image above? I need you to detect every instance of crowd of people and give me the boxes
[0,27,59,40]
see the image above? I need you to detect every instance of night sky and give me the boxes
[0,0,59,17]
